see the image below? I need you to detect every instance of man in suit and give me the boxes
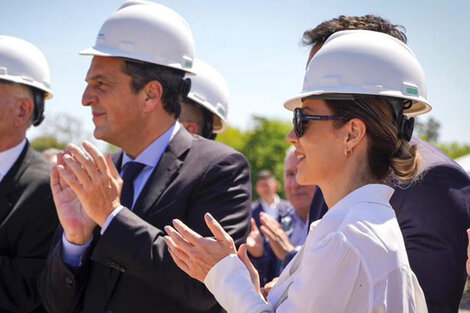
[179,59,229,140]
[39,2,251,313]
[0,36,58,312]
[248,170,291,286]
[303,15,470,313]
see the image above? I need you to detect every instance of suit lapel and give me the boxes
[103,127,193,303]
[0,143,33,225]
[132,127,192,217]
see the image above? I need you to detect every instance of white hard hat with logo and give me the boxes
[186,59,229,133]
[80,0,195,74]
[284,30,431,117]
[0,35,52,98]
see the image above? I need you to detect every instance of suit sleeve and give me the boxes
[391,165,470,313]
[0,191,58,312]
[90,151,252,311]
[39,226,94,313]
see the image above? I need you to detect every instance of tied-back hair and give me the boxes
[325,96,421,185]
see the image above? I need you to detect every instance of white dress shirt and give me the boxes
[0,139,26,182]
[260,195,281,220]
[204,184,428,313]
[62,123,180,266]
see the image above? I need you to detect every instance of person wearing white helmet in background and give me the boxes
[179,59,229,140]
[0,36,58,312]
[164,30,430,312]
[39,1,251,313]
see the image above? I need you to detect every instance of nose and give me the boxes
[82,85,97,107]
[286,128,298,145]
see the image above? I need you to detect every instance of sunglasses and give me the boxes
[293,107,347,137]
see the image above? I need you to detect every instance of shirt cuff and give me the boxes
[61,232,93,267]
[100,205,124,235]
[204,254,271,313]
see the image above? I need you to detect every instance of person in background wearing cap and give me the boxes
[165,29,429,312]
[303,16,470,313]
[39,2,251,313]
[179,59,229,140]
[0,36,58,312]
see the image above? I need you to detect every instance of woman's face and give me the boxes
[287,99,347,186]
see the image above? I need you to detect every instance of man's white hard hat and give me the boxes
[186,59,230,133]
[80,0,195,74]
[0,35,52,98]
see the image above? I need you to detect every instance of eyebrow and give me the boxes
[85,74,109,83]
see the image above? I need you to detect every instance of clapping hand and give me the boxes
[164,213,261,293]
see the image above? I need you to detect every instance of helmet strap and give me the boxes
[32,88,45,126]
[388,98,414,142]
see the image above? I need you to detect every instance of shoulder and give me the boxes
[18,145,52,185]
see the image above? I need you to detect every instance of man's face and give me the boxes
[82,56,143,147]
[256,177,278,200]
[284,151,316,216]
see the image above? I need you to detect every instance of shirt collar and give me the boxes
[309,184,394,234]
[0,139,26,181]
[122,122,180,169]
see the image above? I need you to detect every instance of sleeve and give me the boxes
[275,232,363,313]
[39,227,94,313]
[90,151,252,311]
[390,165,470,312]
[203,233,363,313]
[0,191,58,312]
[61,233,93,266]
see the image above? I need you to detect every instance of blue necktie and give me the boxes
[120,161,145,209]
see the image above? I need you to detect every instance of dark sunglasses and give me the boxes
[293,107,347,137]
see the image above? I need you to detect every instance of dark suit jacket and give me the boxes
[250,199,291,286]
[0,142,58,312]
[309,138,470,313]
[40,127,252,313]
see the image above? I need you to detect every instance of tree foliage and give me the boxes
[30,136,67,152]
[217,116,292,199]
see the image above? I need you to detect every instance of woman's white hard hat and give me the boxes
[284,30,431,117]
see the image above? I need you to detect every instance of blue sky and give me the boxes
[1,1,468,144]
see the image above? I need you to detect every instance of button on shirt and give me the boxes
[0,139,26,182]
[204,184,428,313]
[62,123,180,267]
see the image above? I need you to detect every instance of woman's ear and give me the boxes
[343,118,367,152]
[142,80,163,112]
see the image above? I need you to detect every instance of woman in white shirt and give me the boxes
[164,30,430,312]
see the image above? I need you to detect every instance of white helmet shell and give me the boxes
[284,30,431,116]
[80,0,195,74]
[0,35,52,98]
[186,59,229,133]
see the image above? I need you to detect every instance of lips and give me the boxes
[295,150,306,162]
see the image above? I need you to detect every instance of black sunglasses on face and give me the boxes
[293,107,347,137]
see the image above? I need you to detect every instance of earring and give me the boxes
[344,147,352,156]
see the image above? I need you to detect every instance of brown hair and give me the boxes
[326,97,420,183]
[303,15,407,47]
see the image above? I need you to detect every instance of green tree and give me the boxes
[416,117,440,143]
[437,142,470,159]
[216,126,246,152]
[241,116,292,199]
[30,136,67,152]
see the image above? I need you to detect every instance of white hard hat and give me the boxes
[186,59,229,133]
[0,35,52,98]
[284,30,431,117]
[80,0,195,74]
